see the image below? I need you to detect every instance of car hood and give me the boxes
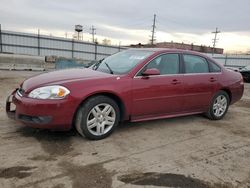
[22,68,113,92]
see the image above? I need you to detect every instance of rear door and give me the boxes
[181,54,220,112]
[131,53,184,120]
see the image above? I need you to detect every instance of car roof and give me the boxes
[128,47,206,56]
[127,47,222,66]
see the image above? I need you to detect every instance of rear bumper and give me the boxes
[6,90,79,130]
[230,82,244,104]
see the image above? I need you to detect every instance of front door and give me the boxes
[131,53,184,120]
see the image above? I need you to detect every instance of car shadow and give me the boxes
[15,114,204,142]
[115,114,204,133]
[16,127,77,158]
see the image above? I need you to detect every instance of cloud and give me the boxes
[0,0,250,52]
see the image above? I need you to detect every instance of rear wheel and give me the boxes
[206,91,229,120]
[75,95,120,140]
[246,77,250,83]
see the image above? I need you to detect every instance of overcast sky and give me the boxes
[1,0,250,52]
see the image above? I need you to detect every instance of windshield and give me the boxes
[94,50,154,75]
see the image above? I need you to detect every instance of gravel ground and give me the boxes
[0,70,250,188]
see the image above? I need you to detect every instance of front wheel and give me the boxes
[206,91,229,120]
[75,95,120,140]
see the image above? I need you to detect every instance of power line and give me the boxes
[149,14,156,45]
[212,27,221,55]
[90,25,96,43]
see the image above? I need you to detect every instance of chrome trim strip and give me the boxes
[134,74,183,79]
[183,72,222,76]
[134,72,222,79]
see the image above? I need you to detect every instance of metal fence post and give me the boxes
[37,29,40,56]
[224,54,228,66]
[94,42,97,60]
[118,41,121,52]
[72,39,74,58]
[0,24,3,53]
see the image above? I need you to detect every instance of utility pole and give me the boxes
[212,27,221,55]
[90,25,96,43]
[0,24,2,53]
[149,14,156,45]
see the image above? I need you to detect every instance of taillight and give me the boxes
[240,75,244,85]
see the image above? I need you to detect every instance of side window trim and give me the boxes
[135,53,181,77]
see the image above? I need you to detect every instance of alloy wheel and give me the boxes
[86,103,116,136]
[213,95,228,117]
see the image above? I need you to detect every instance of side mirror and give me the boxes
[142,68,160,77]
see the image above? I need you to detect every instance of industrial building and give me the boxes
[130,41,224,54]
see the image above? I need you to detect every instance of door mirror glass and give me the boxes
[142,68,160,76]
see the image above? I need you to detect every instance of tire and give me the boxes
[206,91,229,120]
[75,95,120,140]
[246,77,250,83]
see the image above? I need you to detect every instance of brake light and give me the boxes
[240,75,244,85]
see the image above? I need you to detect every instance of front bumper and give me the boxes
[6,89,78,130]
[6,90,16,120]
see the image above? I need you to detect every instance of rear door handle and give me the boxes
[209,77,217,82]
[171,79,181,85]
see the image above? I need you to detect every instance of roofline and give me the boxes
[127,47,207,54]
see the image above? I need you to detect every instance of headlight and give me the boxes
[28,85,70,99]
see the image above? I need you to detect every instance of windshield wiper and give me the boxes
[104,62,114,74]
[92,58,104,70]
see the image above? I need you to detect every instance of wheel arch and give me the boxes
[220,88,232,103]
[72,91,126,127]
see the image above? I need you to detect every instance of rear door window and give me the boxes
[209,60,221,72]
[183,54,209,73]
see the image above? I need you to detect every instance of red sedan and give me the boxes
[6,49,244,140]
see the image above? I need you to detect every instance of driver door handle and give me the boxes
[171,79,181,85]
[209,77,217,82]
